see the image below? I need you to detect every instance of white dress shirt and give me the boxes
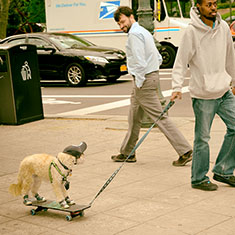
[126,22,162,88]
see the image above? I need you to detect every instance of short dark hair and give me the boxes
[196,0,203,5]
[114,6,133,22]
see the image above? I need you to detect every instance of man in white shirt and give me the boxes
[111,6,192,166]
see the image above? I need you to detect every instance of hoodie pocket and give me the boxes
[203,71,231,95]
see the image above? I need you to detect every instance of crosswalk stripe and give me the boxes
[55,86,189,116]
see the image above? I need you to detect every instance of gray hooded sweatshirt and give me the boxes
[172,7,235,99]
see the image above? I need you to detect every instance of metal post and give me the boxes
[137,0,166,127]
[229,0,232,25]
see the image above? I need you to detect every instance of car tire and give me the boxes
[65,63,86,87]
[159,45,176,69]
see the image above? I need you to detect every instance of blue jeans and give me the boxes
[191,90,235,185]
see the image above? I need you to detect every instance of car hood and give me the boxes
[65,46,126,60]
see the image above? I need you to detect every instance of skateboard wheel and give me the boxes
[66,215,72,221]
[43,208,48,211]
[80,211,84,217]
[31,209,36,215]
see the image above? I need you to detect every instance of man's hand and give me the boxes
[232,87,235,95]
[171,92,182,101]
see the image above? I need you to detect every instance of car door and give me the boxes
[27,37,62,79]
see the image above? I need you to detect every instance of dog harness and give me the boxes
[49,159,72,190]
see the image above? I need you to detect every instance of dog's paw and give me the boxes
[59,199,70,209]
[65,196,75,206]
[23,195,32,205]
[35,193,46,202]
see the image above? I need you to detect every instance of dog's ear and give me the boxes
[58,152,70,161]
[58,152,75,166]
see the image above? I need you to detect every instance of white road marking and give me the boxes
[54,86,189,116]
[56,99,131,116]
[42,98,81,104]
[42,95,130,98]
[160,77,190,81]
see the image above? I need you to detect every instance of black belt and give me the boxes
[131,71,158,78]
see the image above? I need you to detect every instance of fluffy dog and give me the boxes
[9,142,87,208]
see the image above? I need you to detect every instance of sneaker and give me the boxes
[213,174,235,187]
[192,181,218,191]
[59,199,70,209]
[172,150,192,166]
[65,196,75,205]
[35,193,46,202]
[23,195,32,205]
[111,153,136,162]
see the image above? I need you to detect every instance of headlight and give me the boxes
[84,56,108,63]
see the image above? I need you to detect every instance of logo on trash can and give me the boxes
[21,61,32,81]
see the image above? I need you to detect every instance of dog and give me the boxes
[9,142,87,208]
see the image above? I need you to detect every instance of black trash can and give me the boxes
[0,44,44,125]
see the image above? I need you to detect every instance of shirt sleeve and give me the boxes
[226,26,235,87]
[128,33,147,88]
[172,28,194,92]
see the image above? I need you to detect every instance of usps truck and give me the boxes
[45,0,193,68]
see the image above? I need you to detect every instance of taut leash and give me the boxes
[89,101,175,206]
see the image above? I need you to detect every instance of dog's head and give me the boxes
[62,141,87,166]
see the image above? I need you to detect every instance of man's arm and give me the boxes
[128,33,146,88]
[226,24,235,91]
[171,28,195,101]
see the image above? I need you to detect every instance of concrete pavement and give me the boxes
[0,111,235,235]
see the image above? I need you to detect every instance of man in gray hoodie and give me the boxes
[171,0,235,191]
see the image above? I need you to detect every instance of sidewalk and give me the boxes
[0,113,234,235]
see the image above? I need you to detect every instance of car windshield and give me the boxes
[48,34,94,49]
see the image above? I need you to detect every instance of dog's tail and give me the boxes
[9,161,27,196]
[9,183,22,196]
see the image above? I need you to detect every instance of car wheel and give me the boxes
[65,63,86,86]
[159,45,176,69]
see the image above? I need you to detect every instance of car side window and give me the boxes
[5,38,26,46]
[28,38,52,49]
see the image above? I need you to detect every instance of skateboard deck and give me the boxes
[27,199,90,221]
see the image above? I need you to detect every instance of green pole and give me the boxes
[137,0,166,127]
[229,0,232,25]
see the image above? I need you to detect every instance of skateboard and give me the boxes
[27,200,90,221]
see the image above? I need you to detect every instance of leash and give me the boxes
[89,101,175,206]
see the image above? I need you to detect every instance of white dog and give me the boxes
[9,142,87,208]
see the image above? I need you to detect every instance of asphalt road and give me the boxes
[41,69,194,117]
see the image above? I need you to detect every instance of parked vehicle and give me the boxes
[0,32,127,86]
[44,0,194,68]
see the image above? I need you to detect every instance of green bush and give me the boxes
[222,10,235,21]
[218,2,235,9]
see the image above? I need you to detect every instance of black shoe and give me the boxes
[172,150,192,166]
[111,153,136,162]
[192,181,218,191]
[213,174,235,187]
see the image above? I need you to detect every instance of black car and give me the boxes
[0,32,128,86]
